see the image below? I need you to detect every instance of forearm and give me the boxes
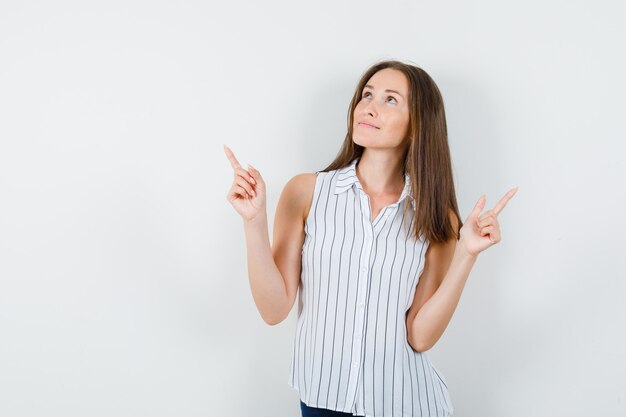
[243,211,288,325]
[409,242,478,351]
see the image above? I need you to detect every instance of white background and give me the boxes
[1,1,624,416]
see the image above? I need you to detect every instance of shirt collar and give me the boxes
[333,157,415,208]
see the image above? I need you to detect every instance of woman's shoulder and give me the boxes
[282,172,318,223]
[287,172,318,190]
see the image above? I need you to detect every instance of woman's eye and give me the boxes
[361,92,397,104]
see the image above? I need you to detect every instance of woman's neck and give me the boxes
[355,153,405,197]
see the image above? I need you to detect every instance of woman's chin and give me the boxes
[352,135,377,147]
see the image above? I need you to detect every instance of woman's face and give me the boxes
[352,68,410,151]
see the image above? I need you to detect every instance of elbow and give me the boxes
[408,333,432,353]
[262,311,287,326]
[260,294,294,326]
[412,340,432,353]
[263,317,282,326]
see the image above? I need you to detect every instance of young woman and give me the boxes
[224,60,517,417]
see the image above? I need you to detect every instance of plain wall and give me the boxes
[1,0,624,416]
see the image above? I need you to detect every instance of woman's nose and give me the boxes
[361,99,378,117]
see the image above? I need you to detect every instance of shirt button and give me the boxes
[360,266,367,272]
[352,362,359,368]
[358,303,365,309]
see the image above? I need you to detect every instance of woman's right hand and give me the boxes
[223,144,266,221]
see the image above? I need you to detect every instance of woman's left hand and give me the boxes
[459,187,518,257]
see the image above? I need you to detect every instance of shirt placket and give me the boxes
[341,163,411,414]
[347,186,389,414]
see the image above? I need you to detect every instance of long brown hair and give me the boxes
[319,59,462,244]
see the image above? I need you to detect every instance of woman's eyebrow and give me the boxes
[363,84,404,99]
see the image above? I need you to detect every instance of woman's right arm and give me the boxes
[224,144,315,325]
[242,173,314,325]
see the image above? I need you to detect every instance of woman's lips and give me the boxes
[358,122,379,129]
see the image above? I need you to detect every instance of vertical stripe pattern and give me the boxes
[287,156,454,417]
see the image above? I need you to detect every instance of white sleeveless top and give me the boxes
[287,156,454,417]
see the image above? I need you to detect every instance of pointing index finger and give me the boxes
[223,144,243,170]
[493,187,518,215]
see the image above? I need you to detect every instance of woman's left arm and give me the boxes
[408,187,518,352]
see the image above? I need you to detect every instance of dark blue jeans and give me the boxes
[300,401,360,416]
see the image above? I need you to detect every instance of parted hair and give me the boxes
[319,59,462,244]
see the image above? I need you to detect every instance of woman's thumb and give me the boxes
[468,195,485,221]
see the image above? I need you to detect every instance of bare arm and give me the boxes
[406,211,477,352]
[243,212,287,325]
[243,173,315,325]
[406,240,477,352]
[224,145,314,326]
[406,188,517,351]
